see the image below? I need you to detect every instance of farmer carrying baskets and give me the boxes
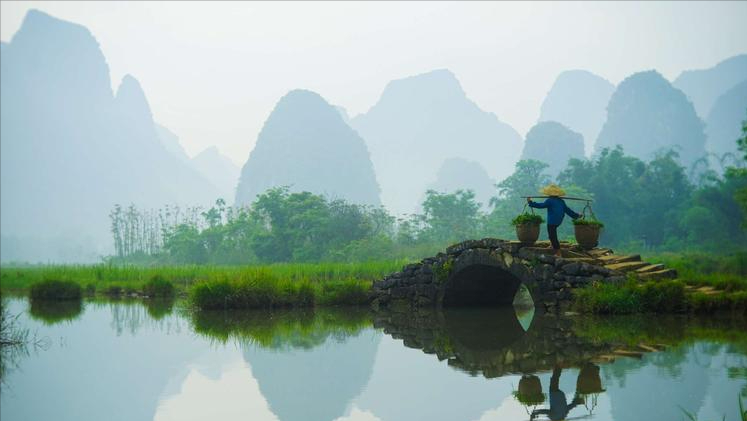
[527,184,580,257]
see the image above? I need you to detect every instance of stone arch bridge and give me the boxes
[371,238,676,312]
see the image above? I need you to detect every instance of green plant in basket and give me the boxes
[573,217,604,228]
[511,213,544,226]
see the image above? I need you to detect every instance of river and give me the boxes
[1,298,745,421]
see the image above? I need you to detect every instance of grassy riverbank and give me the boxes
[2,252,745,312]
[0,261,406,308]
[573,252,747,314]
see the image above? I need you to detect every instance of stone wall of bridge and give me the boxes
[371,238,676,312]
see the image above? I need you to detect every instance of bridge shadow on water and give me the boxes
[373,304,613,379]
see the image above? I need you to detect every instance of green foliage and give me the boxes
[433,258,453,284]
[104,285,123,297]
[84,283,96,296]
[142,275,175,298]
[511,213,544,226]
[573,279,687,314]
[645,252,747,291]
[573,218,605,227]
[419,189,482,243]
[738,116,747,162]
[574,277,747,315]
[29,280,82,301]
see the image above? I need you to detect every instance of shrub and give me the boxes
[29,280,82,301]
[189,275,370,310]
[511,214,544,226]
[573,279,686,314]
[142,275,175,298]
[84,283,96,296]
[104,285,123,297]
[190,280,234,309]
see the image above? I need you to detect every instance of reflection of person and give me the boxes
[527,184,580,257]
[530,367,583,421]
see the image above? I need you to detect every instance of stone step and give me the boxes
[638,269,677,280]
[636,263,666,273]
[687,285,721,296]
[599,254,641,264]
[520,247,559,255]
[605,261,649,272]
[558,257,598,265]
[588,248,613,257]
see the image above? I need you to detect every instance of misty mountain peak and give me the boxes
[521,121,585,175]
[539,69,614,155]
[674,54,747,118]
[351,69,522,214]
[595,69,706,165]
[5,9,112,102]
[115,74,154,125]
[376,68,466,107]
[236,89,380,206]
[268,89,346,129]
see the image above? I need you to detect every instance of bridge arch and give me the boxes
[440,246,539,307]
[443,263,522,306]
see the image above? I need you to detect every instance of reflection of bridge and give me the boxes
[373,307,615,378]
[372,238,676,311]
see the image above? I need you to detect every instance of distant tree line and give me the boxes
[110,124,747,264]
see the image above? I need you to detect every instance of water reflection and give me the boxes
[191,307,372,349]
[192,307,381,421]
[28,299,83,325]
[373,307,616,378]
[1,297,746,421]
[528,366,589,420]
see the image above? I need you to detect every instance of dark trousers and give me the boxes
[548,224,560,250]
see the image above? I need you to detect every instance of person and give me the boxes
[527,184,580,257]
[530,366,584,421]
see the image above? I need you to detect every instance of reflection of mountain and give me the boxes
[605,344,710,421]
[0,300,202,421]
[351,69,522,214]
[242,329,381,421]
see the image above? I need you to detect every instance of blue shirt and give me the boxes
[529,197,580,226]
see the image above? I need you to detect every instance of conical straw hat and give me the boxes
[540,184,566,197]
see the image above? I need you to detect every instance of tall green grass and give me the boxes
[0,261,404,293]
[1,261,403,308]
[645,252,747,292]
[574,278,747,314]
[189,268,371,309]
[29,280,82,301]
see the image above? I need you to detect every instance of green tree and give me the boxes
[419,189,481,244]
[558,147,647,245]
[163,224,206,264]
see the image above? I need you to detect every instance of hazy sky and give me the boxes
[2,1,746,166]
